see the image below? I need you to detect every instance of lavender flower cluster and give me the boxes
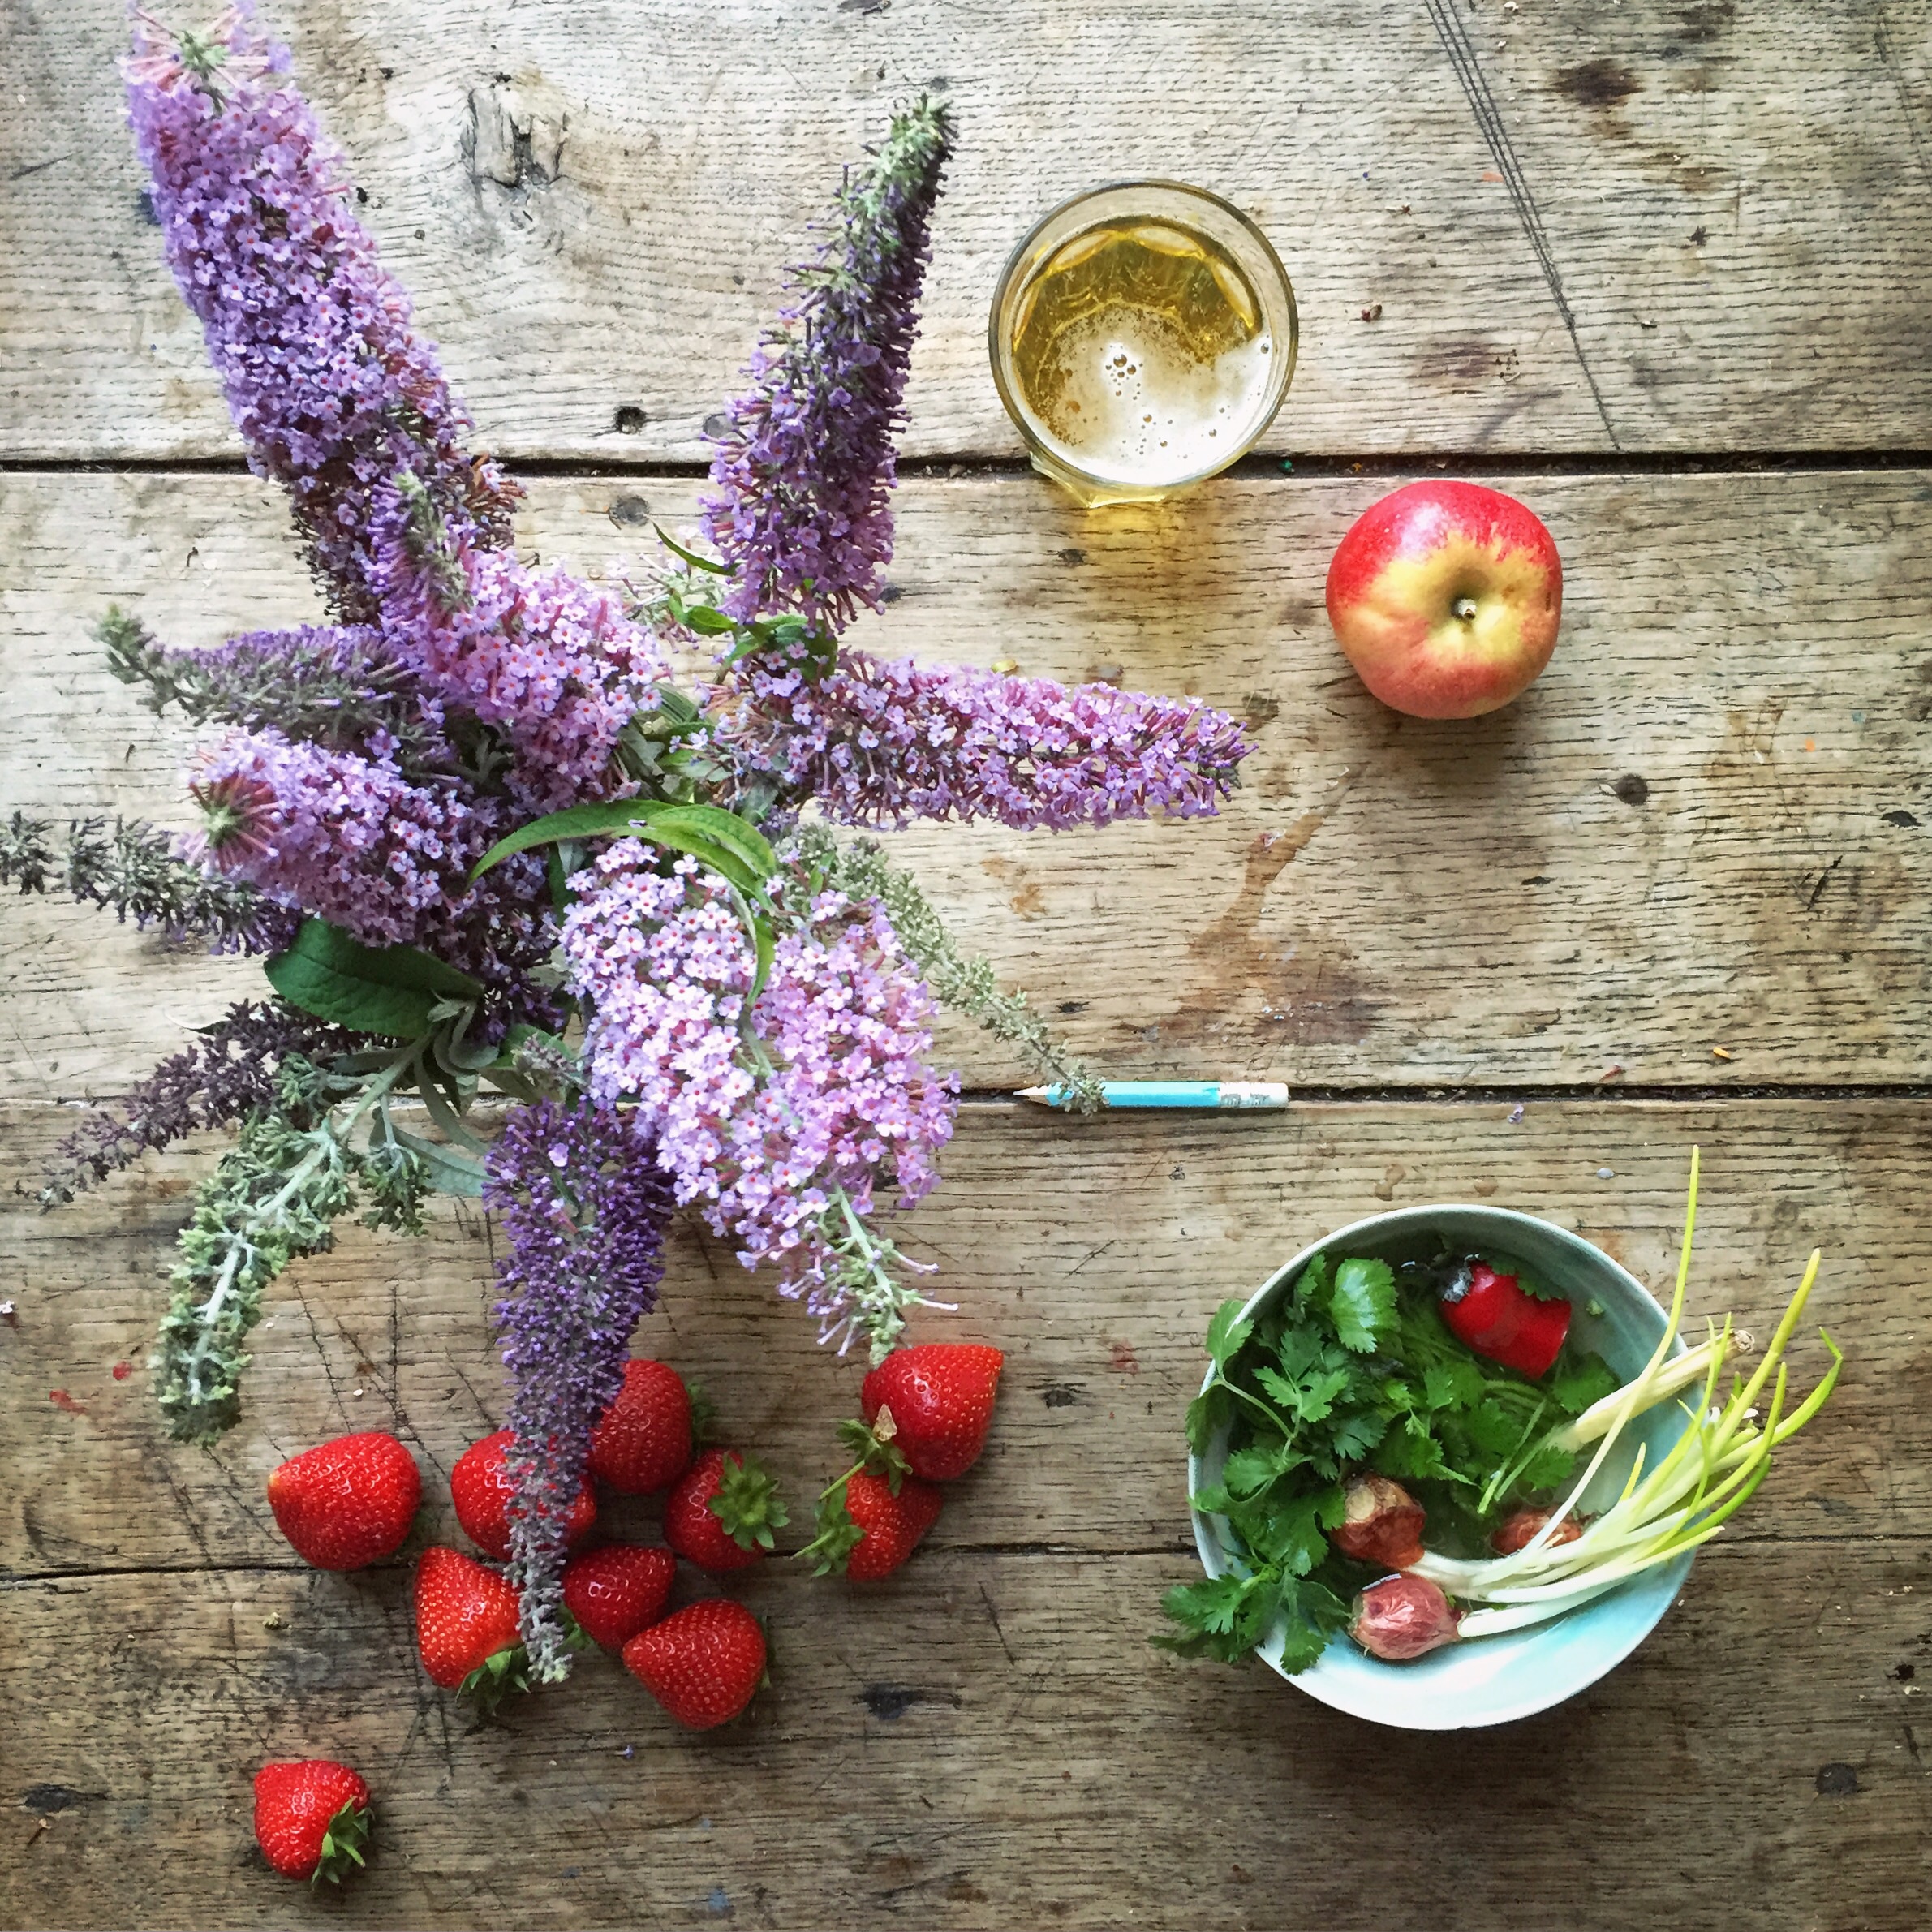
[485,1099,674,1673]
[561,847,955,1336]
[49,2,1258,1678]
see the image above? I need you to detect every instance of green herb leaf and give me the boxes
[1185,1383,1232,1455]
[1424,1356,1488,1414]
[1204,1299,1253,1370]
[654,524,731,574]
[1288,1252,1331,1323]
[386,1125,487,1198]
[1548,1353,1620,1417]
[471,799,670,878]
[1329,1256,1398,1353]
[1327,1409,1388,1463]
[264,918,481,1038]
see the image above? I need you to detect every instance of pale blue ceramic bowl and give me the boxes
[1188,1205,1693,1729]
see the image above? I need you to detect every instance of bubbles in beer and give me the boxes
[1009,220,1276,488]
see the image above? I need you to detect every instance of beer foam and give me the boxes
[1032,310,1275,485]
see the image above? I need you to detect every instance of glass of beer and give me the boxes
[989,180,1297,506]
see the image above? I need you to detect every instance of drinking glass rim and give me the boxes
[988,178,1297,497]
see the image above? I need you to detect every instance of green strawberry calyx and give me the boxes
[312,1796,372,1888]
[796,1418,914,1576]
[457,1642,532,1714]
[707,1451,789,1552]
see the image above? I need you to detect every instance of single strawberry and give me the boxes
[450,1427,596,1561]
[622,1599,767,1730]
[804,1468,944,1581]
[562,1543,677,1650]
[664,1448,787,1573]
[413,1546,528,1706]
[266,1431,421,1571]
[587,1358,700,1495]
[860,1343,1005,1481]
[252,1758,372,1885]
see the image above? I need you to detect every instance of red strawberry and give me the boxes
[664,1448,787,1573]
[562,1543,677,1650]
[587,1358,699,1495]
[805,1469,943,1581]
[622,1599,767,1730]
[252,1758,371,1884]
[413,1546,527,1704]
[450,1428,596,1561]
[860,1344,1005,1480]
[267,1431,420,1571]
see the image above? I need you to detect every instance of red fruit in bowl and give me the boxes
[664,1448,787,1573]
[562,1543,677,1650]
[267,1431,420,1570]
[450,1427,596,1560]
[413,1546,527,1702]
[1326,480,1562,718]
[622,1599,767,1730]
[587,1358,695,1495]
[1439,1262,1572,1379]
[861,1344,1004,1481]
[252,1758,371,1884]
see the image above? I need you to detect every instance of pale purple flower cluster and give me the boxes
[731,651,1251,828]
[485,1098,674,1676]
[368,485,663,811]
[703,97,952,632]
[559,846,955,1321]
[125,5,518,621]
[188,729,546,981]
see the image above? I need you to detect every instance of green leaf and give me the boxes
[1153,1574,1271,1662]
[1223,1442,1289,1499]
[1463,1399,1534,1460]
[387,1125,487,1198]
[1371,1418,1461,1485]
[1548,1353,1620,1417]
[1424,1357,1488,1414]
[1511,1267,1569,1303]
[471,799,668,879]
[655,523,731,574]
[265,919,480,1038]
[1327,1408,1388,1463]
[646,803,777,884]
[1288,1252,1331,1323]
[1250,1490,1337,1577]
[1515,1442,1580,1492]
[1203,1299,1253,1370]
[798,1482,866,1577]
[1329,1256,1398,1353]
[1185,1383,1232,1455]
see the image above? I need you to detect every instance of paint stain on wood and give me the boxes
[1554,59,1641,110]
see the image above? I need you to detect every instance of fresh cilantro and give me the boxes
[1164,1239,1626,1672]
[1548,1353,1620,1417]
[1510,1267,1568,1303]
[1330,1256,1398,1352]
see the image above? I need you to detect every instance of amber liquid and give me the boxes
[1008,220,1276,486]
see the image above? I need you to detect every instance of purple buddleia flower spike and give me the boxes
[557,846,956,1351]
[187,729,548,983]
[125,5,518,621]
[724,652,1251,829]
[367,476,665,812]
[486,1099,675,1678]
[702,96,952,632]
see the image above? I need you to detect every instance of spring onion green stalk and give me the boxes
[1408,1149,1843,1630]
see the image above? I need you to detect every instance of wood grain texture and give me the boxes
[4,1097,1924,1926]
[4,469,1929,1094]
[6,1,1932,461]
[3,1542,1926,1931]
[3,1101,1912,1576]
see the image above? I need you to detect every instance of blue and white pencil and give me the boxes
[1016,1081,1290,1110]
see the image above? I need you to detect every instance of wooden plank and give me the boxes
[2,1100,1913,1577]
[6,2,1932,461]
[3,469,1929,1093]
[2,1541,1926,1930]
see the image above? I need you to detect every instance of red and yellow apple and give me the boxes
[1325,480,1562,718]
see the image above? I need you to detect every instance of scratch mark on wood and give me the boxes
[1877,8,1932,190]
[1422,0,1620,446]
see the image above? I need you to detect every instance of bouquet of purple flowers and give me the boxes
[3,3,1250,1676]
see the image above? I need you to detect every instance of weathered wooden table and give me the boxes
[4,3,1930,1926]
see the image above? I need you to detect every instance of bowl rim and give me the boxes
[1186,1201,1693,1729]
